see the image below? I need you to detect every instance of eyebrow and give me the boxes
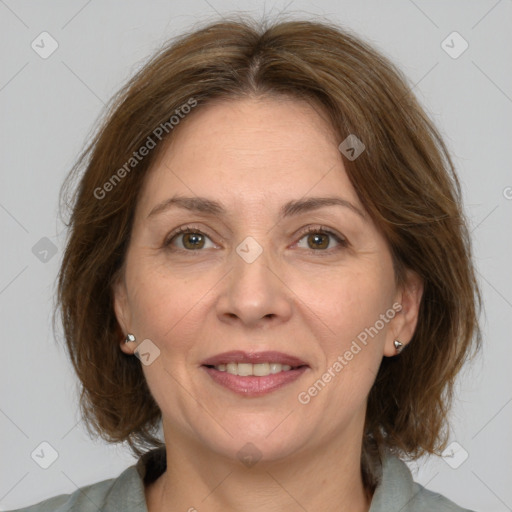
[147,195,366,220]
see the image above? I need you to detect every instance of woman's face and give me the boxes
[114,96,422,463]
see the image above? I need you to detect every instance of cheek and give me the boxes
[127,265,210,395]
[126,261,203,338]
[293,263,395,352]
[296,271,395,410]
[125,257,225,369]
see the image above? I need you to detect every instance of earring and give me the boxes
[125,333,136,344]
[393,339,404,354]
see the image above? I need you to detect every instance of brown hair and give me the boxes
[56,15,481,489]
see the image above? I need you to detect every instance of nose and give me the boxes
[216,242,293,329]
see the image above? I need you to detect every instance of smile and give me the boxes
[211,362,294,376]
[201,351,309,396]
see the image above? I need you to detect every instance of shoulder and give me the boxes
[5,461,149,512]
[409,481,477,512]
[370,452,477,512]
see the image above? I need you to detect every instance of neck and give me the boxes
[146,428,371,512]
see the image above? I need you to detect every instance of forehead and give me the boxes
[137,96,361,216]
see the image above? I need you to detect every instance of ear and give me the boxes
[384,268,424,357]
[112,272,135,355]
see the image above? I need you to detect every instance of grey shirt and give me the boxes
[8,448,475,511]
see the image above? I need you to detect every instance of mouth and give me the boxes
[201,351,309,397]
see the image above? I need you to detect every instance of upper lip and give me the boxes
[201,351,308,367]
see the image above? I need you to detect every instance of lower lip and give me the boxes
[202,366,308,396]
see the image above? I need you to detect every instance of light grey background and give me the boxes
[1,0,511,510]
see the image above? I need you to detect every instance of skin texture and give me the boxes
[114,96,423,512]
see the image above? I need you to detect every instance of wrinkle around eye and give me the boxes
[294,227,347,252]
[163,226,218,251]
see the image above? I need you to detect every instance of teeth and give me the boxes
[254,363,270,376]
[226,363,238,375]
[237,363,252,376]
[269,363,282,374]
[214,362,294,376]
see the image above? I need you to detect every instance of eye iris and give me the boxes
[308,233,329,250]
[183,232,205,249]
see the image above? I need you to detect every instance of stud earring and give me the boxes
[125,333,136,344]
[393,339,404,354]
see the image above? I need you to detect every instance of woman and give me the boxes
[10,16,481,512]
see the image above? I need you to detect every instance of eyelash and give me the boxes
[295,226,348,254]
[163,225,348,255]
[163,225,213,253]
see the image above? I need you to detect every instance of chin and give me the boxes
[192,413,311,465]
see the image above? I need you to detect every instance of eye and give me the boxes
[295,227,347,252]
[164,226,217,251]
